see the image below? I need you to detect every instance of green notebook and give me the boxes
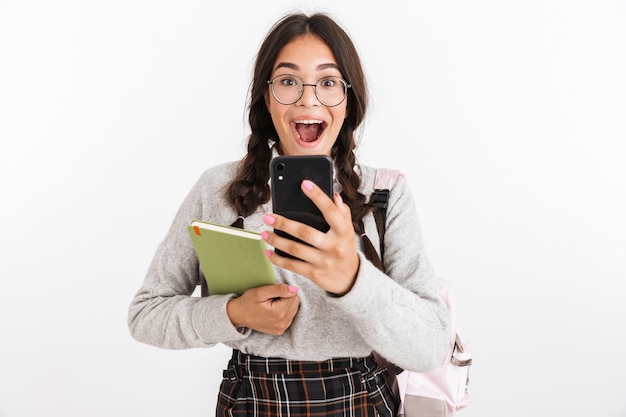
[187,220,276,295]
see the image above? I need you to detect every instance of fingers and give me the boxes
[302,180,353,234]
[263,179,347,249]
[252,284,300,335]
[262,219,321,262]
[257,282,300,299]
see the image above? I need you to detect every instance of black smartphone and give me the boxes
[270,155,334,258]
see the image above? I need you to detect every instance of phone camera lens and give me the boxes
[276,163,285,171]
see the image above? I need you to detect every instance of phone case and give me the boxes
[270,155,334,258]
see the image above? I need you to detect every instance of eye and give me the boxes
[277,75,300,87]
[319,77,337,88]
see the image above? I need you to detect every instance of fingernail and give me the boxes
[302,180,314,191]
[335,192,343,203]
[260,231,269,240]
[288,285,299,293]
[265,249,272,258]
[263,215,275,225]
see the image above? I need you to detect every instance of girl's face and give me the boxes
[265,34,348,156]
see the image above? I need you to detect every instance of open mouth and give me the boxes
[293,119,326,143]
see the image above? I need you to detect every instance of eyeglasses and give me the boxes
[267,74,351,107]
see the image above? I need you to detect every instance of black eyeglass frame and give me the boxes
[266,74,352,107]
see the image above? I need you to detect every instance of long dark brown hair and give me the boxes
[226,12,382,268]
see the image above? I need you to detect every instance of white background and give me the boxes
[1,1,625,416]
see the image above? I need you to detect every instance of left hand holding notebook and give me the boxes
[226,283,300,336]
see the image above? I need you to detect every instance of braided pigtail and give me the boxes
[355,217,384,272]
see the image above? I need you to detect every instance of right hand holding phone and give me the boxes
[263,179,360,296]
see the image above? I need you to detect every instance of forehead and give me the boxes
[272,34,339,73]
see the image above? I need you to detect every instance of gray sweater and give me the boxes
[127,161,449,372]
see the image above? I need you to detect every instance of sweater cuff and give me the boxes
[191,295,251,343]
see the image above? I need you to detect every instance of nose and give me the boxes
[297,83,320,107]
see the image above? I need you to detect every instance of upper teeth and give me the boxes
[297,120,323,124]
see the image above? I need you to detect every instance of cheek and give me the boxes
[266,103,285,126]
[265,94,283,117]
[332,106,348,125]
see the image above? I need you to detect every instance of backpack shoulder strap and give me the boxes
[369,168,402,231]
[368,168,405,377]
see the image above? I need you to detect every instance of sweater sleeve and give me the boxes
[327,173,450,372]
[127,167,251,349]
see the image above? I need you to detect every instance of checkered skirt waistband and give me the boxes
[228,349,375,376]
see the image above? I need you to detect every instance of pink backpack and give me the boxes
[369,168,472,417]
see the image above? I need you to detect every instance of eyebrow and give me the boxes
[274,62,340,72]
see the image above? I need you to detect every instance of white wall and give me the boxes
[1,1,625,416]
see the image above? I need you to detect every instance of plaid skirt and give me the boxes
[216,349,398,417]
